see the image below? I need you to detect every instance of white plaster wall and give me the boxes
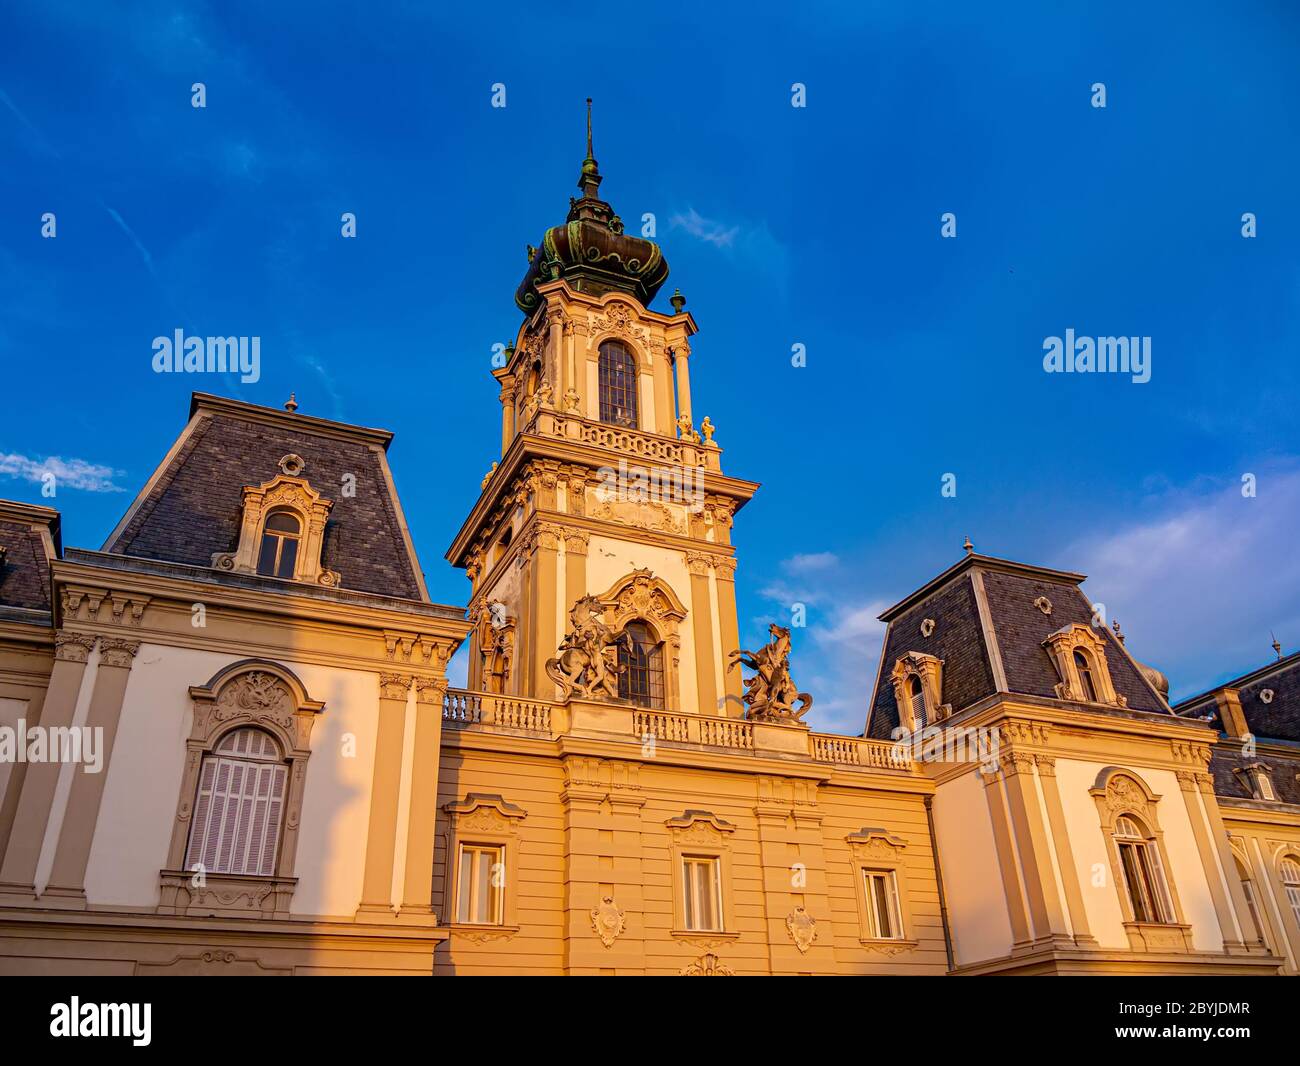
[82,643,383,919]
[1055,759,1223,952]
[931,769,1013,965]
[586,535,699,712]
[0,697,29,813]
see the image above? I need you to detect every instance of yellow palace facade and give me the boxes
[0,124,1297,975]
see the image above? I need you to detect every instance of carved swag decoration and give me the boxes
[728,624,812,723]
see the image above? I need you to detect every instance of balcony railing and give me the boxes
[441,688,913,771]
[520,408,722,472]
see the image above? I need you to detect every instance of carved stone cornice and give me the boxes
[998,720,1052,748]
[61,587,149,627]
[54,631,97,663]
[98,637,141,669]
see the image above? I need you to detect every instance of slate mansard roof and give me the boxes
[0,502,61,621]
[865,552,1171,740]
[102,393,430,602]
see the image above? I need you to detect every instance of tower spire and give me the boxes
[577,97,603,200]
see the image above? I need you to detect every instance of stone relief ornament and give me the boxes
[786,906,817,954]
[544,595,631,702]
[681,953,734,976]
[920,617,936,638]
[728,624,813,723]
[590,896,626,947]
[1033,596,1053,615]
[1260,689,1275,704]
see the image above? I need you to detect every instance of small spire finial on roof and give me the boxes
[284,392,298,413]
[586,97,594,159]
[577,97,602,198]
[1272,632,1283,660]
[1111,619,1125,645]
[963,536,974,555]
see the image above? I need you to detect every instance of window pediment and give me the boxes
[889,652,948,728]
[212,472,341,587]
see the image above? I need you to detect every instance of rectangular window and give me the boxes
[863,869,903,939]
[456,844,504,925]
[681,856,723,932]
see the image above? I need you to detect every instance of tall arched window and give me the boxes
[1114,814,1173,924]
[618,621,664,708]
[1074,649,1099,702]
[257,511,301,578]
[908,676,927,730]
[598,340,638,427]
[185,727,288,877]
[1281,856,1300,931]
[1235,856,1264,944]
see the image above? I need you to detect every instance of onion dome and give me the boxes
[514,100,670,314]
[1137,661,1170,699]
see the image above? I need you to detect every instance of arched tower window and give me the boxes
[1282,856,1300,931]
[185,727,288,877]
[257,511,301,578]
[598,340,638,428]
[1073,648,1099,702]
[618,621,664,708]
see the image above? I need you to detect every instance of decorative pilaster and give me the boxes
[998,748,1071,945]
[400,675,449,918]
[980,765,1034,947]
[530,523,561,701]
[685,552,720,715]
[1034,754,1096,945]
[43,638,140,905]
[712,556,745,717]
[0,631,96,900]
[356,672,412,919]
[563,529,589,619]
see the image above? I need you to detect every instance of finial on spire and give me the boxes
[586,97,594,159]
[1272,632,1283,660]
[963,536,974,555]
[284,392,298,413]
[577,97,602,198]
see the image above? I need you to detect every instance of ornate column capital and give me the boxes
[415,676,449,706]
[54,631,97,664]
[563,528,590,555]
[97,638,141,669]
[685,551,715,576]
[379,673,414,701]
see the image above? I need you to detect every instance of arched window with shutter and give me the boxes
[185,727,288,877]
[598,340,638,427]
[1073,648,1099,702]
[908,676,927,730]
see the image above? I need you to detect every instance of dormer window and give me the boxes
[1235,763,1277,801]
[257,512,301,578]
[889,652,947,731]
[212,468,341,588]
[1042,624,1126,707]
[598,340,638,427]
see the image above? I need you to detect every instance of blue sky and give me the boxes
[2,1,1298,732]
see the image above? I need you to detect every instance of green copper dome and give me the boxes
[515,101,670,314]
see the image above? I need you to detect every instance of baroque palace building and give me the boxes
[0,120,1298,976]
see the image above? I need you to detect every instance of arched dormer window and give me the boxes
[1073,648,1099,702]
[619,621,665,709]
[257,511,301,578]
[598,340,638,428]
[889,652,947,731]
[211,465,341,588]
[1043,624,1126,707]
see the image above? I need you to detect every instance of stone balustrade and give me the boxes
[442,688,912,771]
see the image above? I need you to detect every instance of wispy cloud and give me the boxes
[100,202,158,280]
[670,208,741,248]
[0,452,125,492]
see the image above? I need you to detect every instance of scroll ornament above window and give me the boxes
[1042,623,1126,707]
[212,470,342,587]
